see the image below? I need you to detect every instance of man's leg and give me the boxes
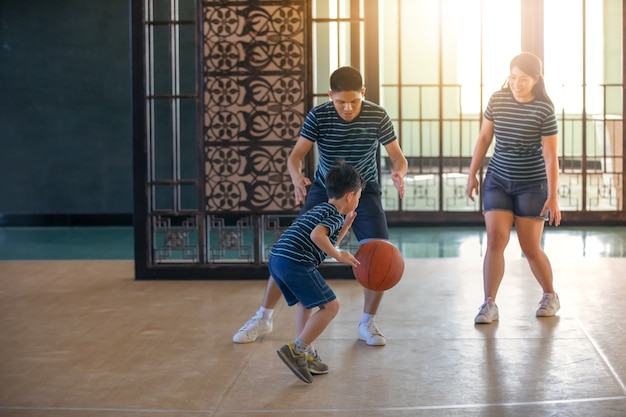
[233,276,283,343]
[357,284,387,346]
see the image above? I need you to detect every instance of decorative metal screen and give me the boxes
[202,2,306,213]
[133,0,314,279]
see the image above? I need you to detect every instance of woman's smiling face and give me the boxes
[508,66,538,103]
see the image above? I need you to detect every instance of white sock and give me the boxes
[294,338,309,355]
[360,313,375,324]
[259,307,274,321]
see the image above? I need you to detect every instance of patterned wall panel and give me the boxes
[202,1,306,213]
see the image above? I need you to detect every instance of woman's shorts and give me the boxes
[301,181,389,242]
[482,172,548,219]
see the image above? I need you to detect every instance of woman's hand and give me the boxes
[541,196,561,226]
[467,174,480,201]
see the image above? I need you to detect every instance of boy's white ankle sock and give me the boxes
[294,338,309,355]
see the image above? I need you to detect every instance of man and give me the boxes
[233,66,408,347]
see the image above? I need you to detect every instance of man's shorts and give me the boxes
[301,181,389,242]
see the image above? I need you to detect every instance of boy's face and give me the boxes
[328,88,366,122]
[343,188,362,214]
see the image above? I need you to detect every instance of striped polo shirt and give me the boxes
[269,202,344,265]
[485,89,558,182]
[300,100,397,187]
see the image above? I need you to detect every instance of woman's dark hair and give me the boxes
[330,66,363,92]
[503,52,553,107]
[325,159,364,199]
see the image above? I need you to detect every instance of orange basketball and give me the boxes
[352,240,405,291]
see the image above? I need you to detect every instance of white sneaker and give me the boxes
[475,301,499,324]
[232,313,273,343]
[358,318,386,346]
[536,293,560,317]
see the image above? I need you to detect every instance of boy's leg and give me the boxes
[277,264,336,382]
[234,182,330,344]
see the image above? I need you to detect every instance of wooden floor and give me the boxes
[1,257,625,417]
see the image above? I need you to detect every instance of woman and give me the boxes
[467,52,561,324]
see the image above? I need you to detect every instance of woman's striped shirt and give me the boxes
[300,100,397,187]
[269,202,344,265]
[485,89,558,182]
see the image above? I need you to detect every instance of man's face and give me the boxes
[328,88,365,122]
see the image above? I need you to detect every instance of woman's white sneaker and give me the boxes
[474,301,499,324]
[536,293,560,317]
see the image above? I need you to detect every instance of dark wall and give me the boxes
[0,1,132,219]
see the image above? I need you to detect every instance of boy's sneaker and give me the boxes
[536,293,560,317]
[306,349,329,375]
[475,301,499,324]
[277,343,313,383]
[232,313,273,343]
[358,317,387,346]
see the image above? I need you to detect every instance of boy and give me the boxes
[272,161,363,383]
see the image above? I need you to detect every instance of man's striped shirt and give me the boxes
[300,100,397,186]
[485,89,558,182]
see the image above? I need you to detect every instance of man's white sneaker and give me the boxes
[232,314,273,343]
[358,318,386,346]
[536,293,560,317]
[474,301,499,324]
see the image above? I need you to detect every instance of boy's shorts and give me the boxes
[268,255,336,309]
[301,181,389,242]
[482,172,549,219]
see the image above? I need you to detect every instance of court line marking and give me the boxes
[1,395,625,414]
[576,316,626,395]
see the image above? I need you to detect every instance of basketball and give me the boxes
[352,240,405,291]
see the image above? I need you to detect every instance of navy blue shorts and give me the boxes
[268,255,337,309]
[301,181,389,242]
[482,172,549,219]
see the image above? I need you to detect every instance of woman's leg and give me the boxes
[514,217,555,293]
[483,210,515,301]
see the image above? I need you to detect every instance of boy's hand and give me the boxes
[343,210,357,228]
[335,250,360,268]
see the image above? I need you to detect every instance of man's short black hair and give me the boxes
[329,66,363,92]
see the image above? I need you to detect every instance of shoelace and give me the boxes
[478,303,490,315]
[538,294,553,310]
[366,320,383,335]
[240,316,264,331]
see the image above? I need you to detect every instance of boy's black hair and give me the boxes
[325,159,364,199]
[329,66,363,92]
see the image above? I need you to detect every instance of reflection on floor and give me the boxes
[0,227,625,416]
[0,226,625,260]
